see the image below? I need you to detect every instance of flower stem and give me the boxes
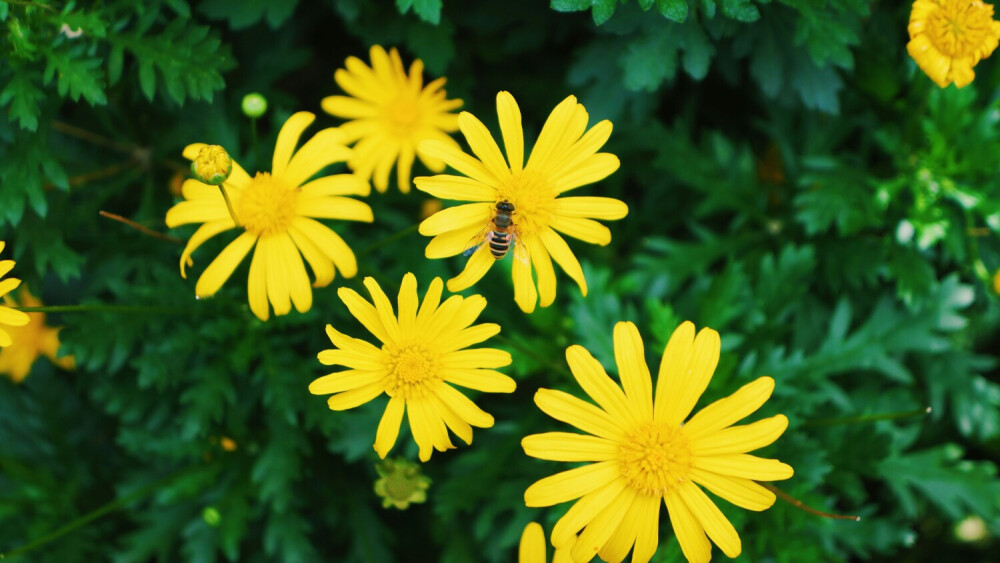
[803,407,932,428]
[99,210,184,244]
[763,483,861,521]
[218,185,241,227]
[0,466,201,559]
[357,224,420,258]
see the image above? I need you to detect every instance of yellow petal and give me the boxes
[540,228,587,296]
[0,306,29,327]
[273,112,316,176]
[320,95,378,119]
[165,200,233,227]
[317,348,385,370]
[689,468,776,512]
[512,242,537,313]
[396,272,418,336]
[527,237,557,308]
[678,482,741,558]
[443,368,516,393]
[570,486,637,563]
[327,381,383,410]
[337,287,390,343]
[533,388,627,441]
[526,95,585,172]
[551,478,627,547]
[655,323,720,426]
[444,293,487,332]
[690,414,788,456]
[283,128,353,188]
[458,111,509,181]
[548,215,611,245]
[441,348,512,369]
[194,232,257,297]
[425,223,485,259]
[298,196,374,223]
[429,394,474,446]
[290,217,358,278]
[374,396,405,458]
[274,233,312,313]
[432,381,494,428]
[682,377,775,441]
[415,277,444,327]
[0,278,21,299]
[664,490,712,563]
[396,143,415,194]
[372,139,399,192]
[363,277,401,343]
[0,328,11,347]
[553,197,628,220]
[418,139,496,186]
[547,119,613,180]
[496,91,524,173]
[259,236,290,316]
[631,493,661,563]
[524,461,618,507]
[414,174,496,201]
[324,323,383,355]
[440,322,500,350]
[606,325,652,428]
[418,202,493,236]
[178,220,235,278]
[407,398,447,461]
[693,454,794,481]
[565,345,636,425]
[519,523,545,563]
[247,242,268,321]
[521,432,618,462]
[0,260,13,279]
[598,494,642,563]
[300,174,371,197]
[309,369,385,395]
[552,153,620,194]
[287,226,335,288]
[446,245,494,292]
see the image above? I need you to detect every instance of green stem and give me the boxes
[494,334,571,379]
[250,117,260,168]
[0,466,198,559]
[357,224,419,258]
[13,305,198,315]
[803,406,931,428]
[218,185,240,227]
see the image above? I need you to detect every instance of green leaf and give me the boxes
[41,47,107,105]
[551,0,619,25]
[720,0,758,21]
[397,0,443,24]
[880,445,1000,521]
[621,31,677,91]
[657,0,688,22]
[199,0,299,28]
[0,70,44,131]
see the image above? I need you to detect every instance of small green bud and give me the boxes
[242,93,268,118]
[203,506,221,526]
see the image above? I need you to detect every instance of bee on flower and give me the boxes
[416,91,627,314]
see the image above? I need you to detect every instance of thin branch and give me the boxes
[99,211,184,244]
[763,483,861,521]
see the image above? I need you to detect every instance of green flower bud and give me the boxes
[242,93,268,118]
[203,506,221,527]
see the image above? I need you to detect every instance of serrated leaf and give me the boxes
[199,0,299,29]
[0,70,44,130]
[398,0,443,24]
[622,31,677,91]
[41,47,107,105]
[721,0,758,21]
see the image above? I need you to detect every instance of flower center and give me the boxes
[236,172,298,237]
[496,169,556,238]
[383,343,440,400]
[384,94,422,138]
[619,421,693,497]
[926,0,998,58]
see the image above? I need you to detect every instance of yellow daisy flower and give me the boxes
[0,285,75,383]
[415,91,626,314]
[321,45,464,194]
[523,321,793,563]
[0,242,29,349]
[907,0,1000,88]
[520,522,574,563]
[309,273,516,462]
[165,112,373,321]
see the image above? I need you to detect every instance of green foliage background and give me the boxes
[2,0,999,561]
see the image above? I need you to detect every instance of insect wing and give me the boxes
[511,231,531,266]
[461,223,492,257]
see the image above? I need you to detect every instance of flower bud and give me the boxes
[242,92,268,118]
[191,145,232,186]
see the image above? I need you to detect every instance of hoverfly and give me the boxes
[463,200,529,264]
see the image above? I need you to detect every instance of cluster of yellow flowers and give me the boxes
[163,45,792,562]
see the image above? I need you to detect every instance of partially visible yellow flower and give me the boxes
[322,45,463,194]
[415,91,626,314]
[908,0,1000,88]
[374,458,431,510]
[166,112,373,321]
[993,268,1000,294]
[0,242,29,350]
[309,273,515,461]
[519,522,574,563]
[523,321,793,563]
[0,285,75,383]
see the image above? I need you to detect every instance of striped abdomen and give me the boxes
[486,230,511,259]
